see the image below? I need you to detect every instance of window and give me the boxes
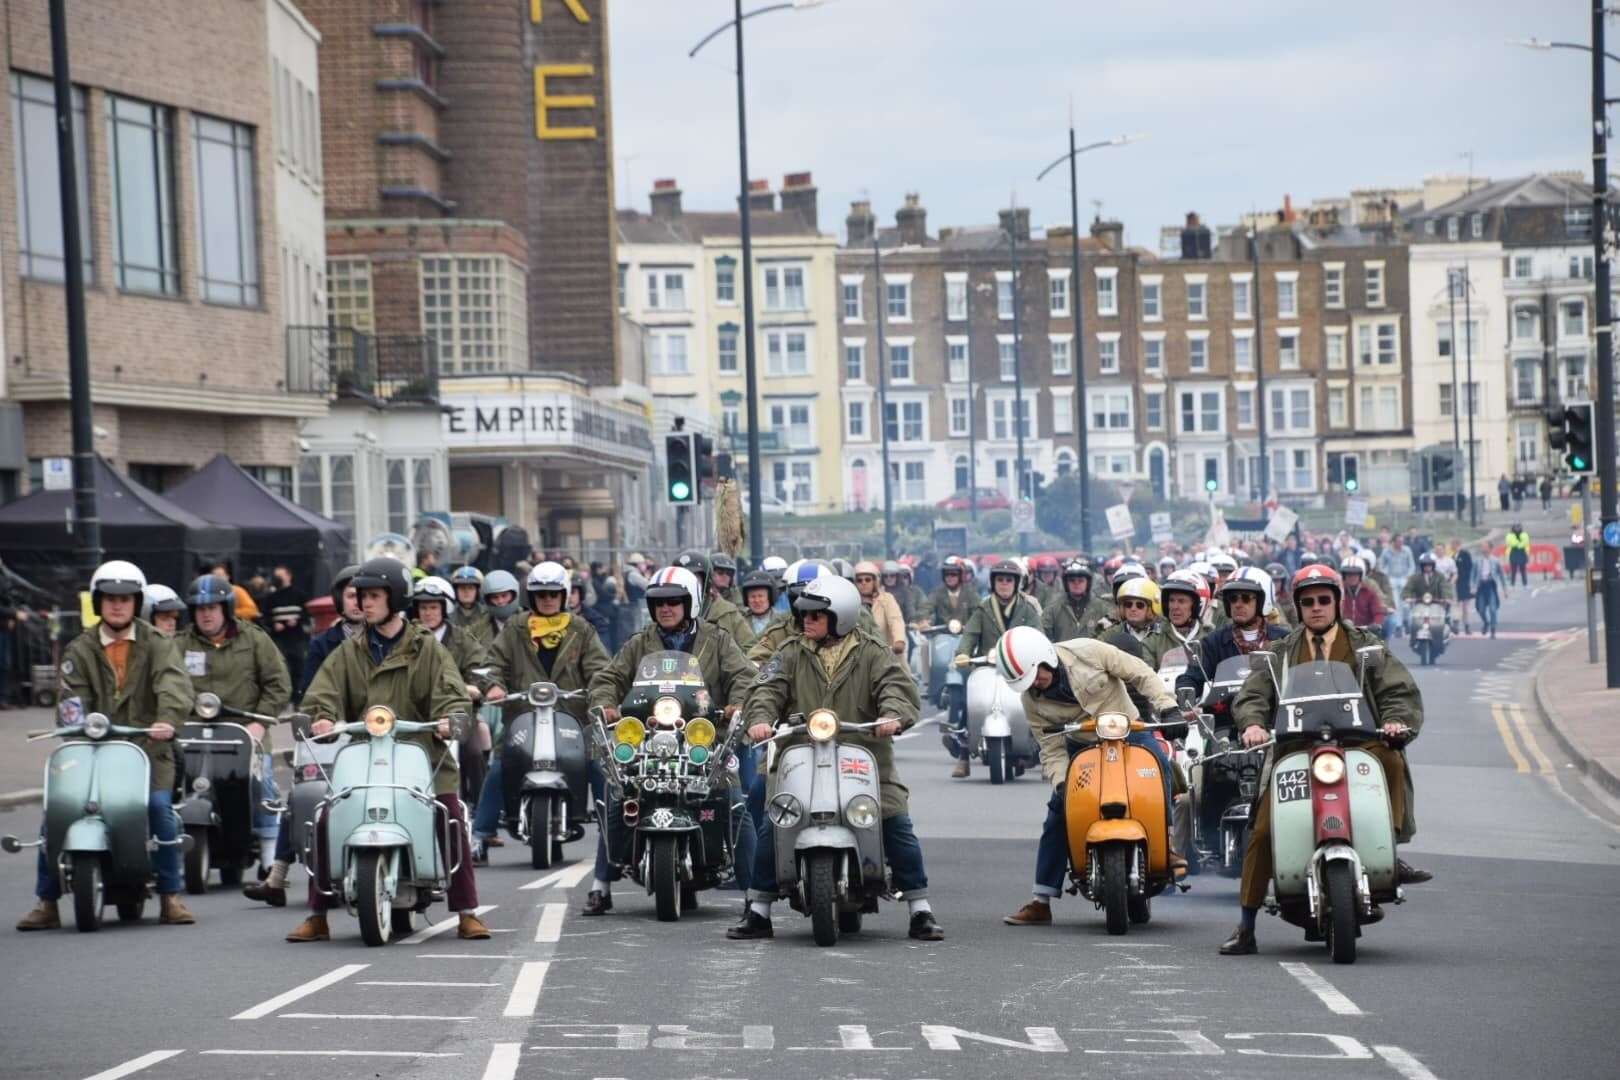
[1560,298,1587,338]
[1144,390,1164,430]
[1565,206,1594,239]
[1364,262,1385,307]
[1271,448,1313,492]
[722,406,740,436]
[1233,331,1254,373]
[950,395,970,436]
[1186,277,1207,319]
[1325,329,1346,369]
[1049,270,1071,316]
[1436,319,1477,362]
[1096,334,1119,374]
[1278,331,1299,370]
[890,460,926,503]
[298,453,357,543]
[420,255,527,373]
[715,258,736,304]
[1517,419,1543,468]
[616,263,627,309]
[108,94,179,294]
[1568,254,1594,280]
[946,337,969,383]
[945,274,968,321]
[841,276,862,321]
[990,396,1034,440]
[1090,453,1133,478]
[846,400,866,439]
[1359,384,1403,428]
[718,326,739,374]
[996,272,1014,319]
[1562,353,1589,400]
[192,115,259,305]
[1089,390,1132,431]
[888,340,913,382]
[1328,385,1348,427]
[645,269,687,310]
[1357,321,1399,367]
[884,400,925,442]
[1050,335,1072,376]
[1269,387,1313,433]
[1275,273,1297,318]
[954,455,971,492]
[1513,255,1533,279]
[1053,391,1073,435]
[648,331,690,375]
[1231,274,1252,319]
[327,258,375,332]
[998,336,1017,381]
[772,460,814,506]
[1514,356,1540,405]
[1323,264,1344,308]
[1446,216,1459,241]
[1142,335,1165,374]
[1187,332,1209,372]
[1178,389,1223,434]
[886,276,912,320]
[765,329,809,376]
[1470,213,1483,239]
[1514,306,1539,342]
[385,457,435,535]
[1141,277,1162,321]
[763,264,806,312]
[769,403,813,447]
[843,340,865,382]
[1236,388,1255,429]
[245,464,293,499]
[1096,268,1118,316]
[11,74,92,282]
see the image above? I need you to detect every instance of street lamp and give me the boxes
[689,0,827,565]
[1036,129,1143,552]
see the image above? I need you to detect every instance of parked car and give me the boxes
[742,490,797,516]
[936,487,1010,512]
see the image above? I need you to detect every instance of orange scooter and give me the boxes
[1063,712,1185,935]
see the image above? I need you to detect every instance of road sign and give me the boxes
[1264,506,1298,543]
[1344,495,1369,528]
[1105,503,1134,541]
[1149,511,1173,544]
[41,457,71,492]
[1604,521,1620,549]
[1012,498,1036,532]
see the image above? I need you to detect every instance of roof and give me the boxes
[165,454,347,536]
[1416,173,1593,217]
[616,208,822,245]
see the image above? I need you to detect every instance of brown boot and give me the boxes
[1003,899,1052,926]
[15,899,60,931]
[457,911,491,939]
[242,881,287,907]
[159,894,196,925]
[950,759,970,779]
[286,914,329,942]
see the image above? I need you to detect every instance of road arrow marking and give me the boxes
[1374,1044,1443,1079]
[503,961,550,1017]
[232,964,368,1020]
[518,861,593,891]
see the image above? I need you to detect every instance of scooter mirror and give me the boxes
[447,710,470,739]
[1176,686,1197,712]
[195,692,222,720]
[0,836,22,854]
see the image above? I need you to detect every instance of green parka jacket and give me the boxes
[589,620,756,715]
[702,594,757,650]
[177,618,291,747]
[488,613,611,722]
[423,620,497,696]
[452,604,497,646]
[59,619,194,791]
[921,584,979,627]
[1040,591,1109,642]
[956,593,1042,660]
[747,608,878,665]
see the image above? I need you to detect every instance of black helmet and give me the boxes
[989,558,1022,581]
[740,569,777,603]
[675,549,711,589]
[186,573,237,617]
[330,564,360,610]
[1419,552,1436,569]
[351,557,412,616]
[1060,557,1093,583]
[709,552,738,577]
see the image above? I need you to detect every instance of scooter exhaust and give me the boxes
[622,799,639,826]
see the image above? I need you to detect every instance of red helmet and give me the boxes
[1033,554,1060,574]
[1291,564,1343,610]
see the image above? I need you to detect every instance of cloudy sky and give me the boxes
[609,0,1597,247]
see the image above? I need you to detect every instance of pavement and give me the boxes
[0,583,1617,1080]
[1534,627,1620,799]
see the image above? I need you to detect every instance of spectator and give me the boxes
[208,560,261,622]
[0,599,17,709]
[1504,523,1531,588]
[1454,541,1475,635]
[1497,474,1511,513]
[1511,479,1524,514]
[264,563,310,682]
[1377,535,1415,631]
[1539,475,1553,512]
[1473,540,1505,638]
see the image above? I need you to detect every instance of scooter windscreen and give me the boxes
[620,650,712,721]
[1275,659,1372,739]
[1203,653,1256,720]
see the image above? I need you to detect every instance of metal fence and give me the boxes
[285,325,439,404]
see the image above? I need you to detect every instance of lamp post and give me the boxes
[689,0,825,565]
[1037,129,1143,551]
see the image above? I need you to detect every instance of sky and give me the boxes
[608,0,1597,248]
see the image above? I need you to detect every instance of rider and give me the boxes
[1264,562,1293,629]
[729,575,944,942]
[414,576,499,801]
[475,562,610,861]
[760,555,790,609]
[1401,552,1453,605]
[709,552,742,605]
[586,566,754,916]
[1030,555,1063,608]
[1101,578,1176,670]
[882,560,920,624]
[749,560,824,662]
[1039,558,1105,641]
[1176,567,1288,704]
[1157,554,1180,583]
[142,584,186,637]
[287,556,488,943]
[854,560,906,657]
[481,570,523,638]
[994,625,1182,927]
[1160,570,1207,648]
[1217,564,1429,957]
[178,572,293,879]
[675,550,756,649]
[920,554,978,629]
[1339,556,1388,633]
[17,561,196,930]
[449,566,495,644]
[739,571,778,638]
[948,559,1041,778]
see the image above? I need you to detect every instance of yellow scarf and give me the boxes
[815,632,859,680]
[528,613,571,649]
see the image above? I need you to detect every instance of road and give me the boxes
[0,581,1615,1080]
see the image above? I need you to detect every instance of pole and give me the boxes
[874,232,893,559]
[1591,2,1620,686]
[732,0,764,564]
[1067,125,1091,550]
[1010,210,1026,534]
[1447,267,1463,519]
[1252,223,1268,505]
[1584,480,1599,662]
[49,0,100,581]
[1462,262,1478,528]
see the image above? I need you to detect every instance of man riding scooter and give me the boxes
[142,585,186,638]
[1339,556,1388,635]
[17,561,197,930]
[996,626,1184,926]
[1177,569,1288,701]
[950,560,1041,778]
[675,550,756,650]
[1160,571,1208,649]
[739,571,778,638]
[449,566,495,645]
[1218,565,1431,957]
[1039,558,1106,642]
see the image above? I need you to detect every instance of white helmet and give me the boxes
[994,625,1058,694]
[1232,565,1275,616]
[141,583,184,621]
[526,561,569,595]
[645,565,703,621]
[793,574,861,636]
[91,559,147,606]
[413,575,454,607]
[1208,550,1239,575]
[1340,555,1367,576]
[761,555,789,578]
[1188,559,1216,584]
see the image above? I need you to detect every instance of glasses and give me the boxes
[856,576,877,583]
[1297,595,1334,609]
[1121,599,1150,611]
[652,598,685,609]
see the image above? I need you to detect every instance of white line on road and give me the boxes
[81,1050,185,1080]
[232,964,368,1020]
[1375,1044,1443,1079]
[358,980,499,988]
[399,904,496,944]
[1090,941,1171,947]
[199,1050,462,1058]
[1279,961,1365,1016]
[416,953,517,960]
[518,861,592,891]
[503,960,551,1017]
[480,1042,523,1080]
[535,902,568,943]
[279,1012,475,1021]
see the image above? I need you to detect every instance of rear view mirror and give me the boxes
[447,710,470,739]
[0,836,22,854]
[1254,651,1281,694]
[1176,686,1197,712]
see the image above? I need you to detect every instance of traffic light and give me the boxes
[1342,457,1360,494]
[1430,454,1454,487]
[665,432,697,505]
[1547,406,1569,456]
[1563,402,1595,474]
[695,434,715,486]
[1204,477,1218,493]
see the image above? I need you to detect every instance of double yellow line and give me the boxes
[1491,702,1554,775]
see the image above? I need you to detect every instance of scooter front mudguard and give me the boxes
[62,817,111,853]
[46,741,150,885]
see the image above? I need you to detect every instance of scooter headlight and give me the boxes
[83,713,110,741]
[1312,753,1346,785]
[845,794,879,829]
[651,696,683,728]
[194,692,221,720]
[191,776,212,795]
[688,745,710,766]
[363,706,396,738]
[1095,712,1130,740]
[807,709,839,742]
[613,742,637,764]
[947,619,962,635]
[685,718,716,748]
[614,716,645,747]
[768,793,802,827]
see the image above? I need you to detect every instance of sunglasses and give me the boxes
[652,598,685,609]
[1121,599,1150,610]
[856,576,877,583]
[1297,594,1335,608]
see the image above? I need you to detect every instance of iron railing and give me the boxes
[286,325,440,404]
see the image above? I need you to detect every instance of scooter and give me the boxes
[2,714,192,931]
[962,656,1037,784]
[1063,713,1186,935]
[1253,650,1404,964]
[305,706,469,946]
[760,709,886,947]
[176,692,276,893]
[497,682,590,870]
[1407,595,1449,666]
[276,715,345,870]
[918,620,962,712]
[1184,655,1265,876]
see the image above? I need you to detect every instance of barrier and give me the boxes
[1496,543,1565,580]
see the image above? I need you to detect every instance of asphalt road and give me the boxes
[1,581,1616,1080]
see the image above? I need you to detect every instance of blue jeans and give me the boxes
[254,754,280,852]
[473,755,505,839]
[945,685,968,760]
[748,812,929,902]
[1034,786,1069,897]
[35,789,183,899]
[590,762,622,886]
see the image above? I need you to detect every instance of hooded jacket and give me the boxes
[177,616,292,748]
[58,619,194,791]
[1020,638,1177,787]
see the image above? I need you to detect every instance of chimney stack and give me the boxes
[1089,218,1124,252]
[1180,211,1212,259]
[998,206,1031,243]
[747,178,775,214]
[846,200,876,246]
[779,171,818,230]
[650,178,682,222]
[895,192,928,245]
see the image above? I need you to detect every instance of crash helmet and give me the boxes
[1157,554,1179,576]
[1218,567,1270,617]
[674,550,711,591]
[994,625,1059,694]
[330,564,360,611]
[186,572,237,617]
[1061,557,1093,582]
[1339,555,1367,579]
[1032,554,1060,578]
[761,555,789,583]
[853,559,882,583]
[141,583,185,622]
[988,558,1023,589]
[782,559,826,603]
[1159,571,1206,622]
[352,556,414,616]
[448,565,484,589]
[739,570,778,606]
[1418,552,1437,570]
[828,557,857,583]
[1189,559,1217,586]
[940,555,968,581]
[1208,550,1238,576]
[645,565,703,622]
[1265,560,1290,582]
[881,559,904,581]
[895,559,915,581]
[1298,552,1322,568]
[1110,561,1147,595]
[1116,576,1162,618]
[793,574,862,637]
[1291,564,1344,615]
[525,561,569,611]
[709,551,739,578]
[413,575,454,618]
[89,560,147,618]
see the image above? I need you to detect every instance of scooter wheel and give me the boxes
[71,853,104,932]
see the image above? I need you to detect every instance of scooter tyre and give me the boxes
[1101,844,1129,936]
[71,852,103,932]
[391,906,418,936]
[1324,860,1357,964]
[806,850,839,947]
[987,737,1007,786]
[184,828,210,895]
[529,795,554,870]
[681,883,700,912]
[651,835,680,922]
[356,848,393,947]
[115,897,146,923]
[837,908,863,934]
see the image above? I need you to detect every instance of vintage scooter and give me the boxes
[962,655,1038,785]
[278,715,344,870]
[918,619,963,711]
[1184,654,1265,876]
[305,705,469,946]
[1254,651,1404,964]
[176,691,276,892]
[2,714,191,931]
[1407,594,1449,666]
[496,682,590,870]
[760,708,887,947]
[1063,712,1187,935]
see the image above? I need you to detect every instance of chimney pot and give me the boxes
[895,193,928,245]
[779,170,819,230]
[650,179,682,221]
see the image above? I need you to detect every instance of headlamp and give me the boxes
[1095,713,1130,740]
[83,713,111,741]
[651,696,683,728]
[194,692,221,720]
[685,718,716,749]
[614,716,645,747]
[807,709,839,742]
[1312,753,1346,785]
[363,706,396,738]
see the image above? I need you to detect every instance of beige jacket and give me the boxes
[866,590,906,653]
[1020,638,1177,787]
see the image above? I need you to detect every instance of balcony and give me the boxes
[286,326,440,406]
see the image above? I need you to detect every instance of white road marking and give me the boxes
[232,964,368,1020]
[1090,941,1171,947]
[1375,1044,1443,1079]
[1279,961,1365,1016]
[535,902,568,943]
[399,904,497,944]
[518,862,592,891]
[503,960,551,1017]
[357,980,499,988]
[199,1050,461,1058]
[480,1042,523,1080]
[417,953,517,960]
[279,1012,475,1021]
[82,1050,185,1080]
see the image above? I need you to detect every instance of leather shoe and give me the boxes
[1397,859,1432,884]
[15,900,60,931]
[486,835,505,848]
[909,911,945,940]
[1218,927,1257,955]
[950,759,970,779]
[1003,900,1052,926]
[286,914,329,942]
[458,912,492,939]
[581,890,612,916]
[159,894,196,925]
[243,881,287,907]
[725,911,774,939]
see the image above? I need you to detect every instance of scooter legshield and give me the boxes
[46,741,151,886]
[1269,750,1317,901]
[1343,748,1397,898]
[1065,741,1170,881]
[326,737,441,887]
